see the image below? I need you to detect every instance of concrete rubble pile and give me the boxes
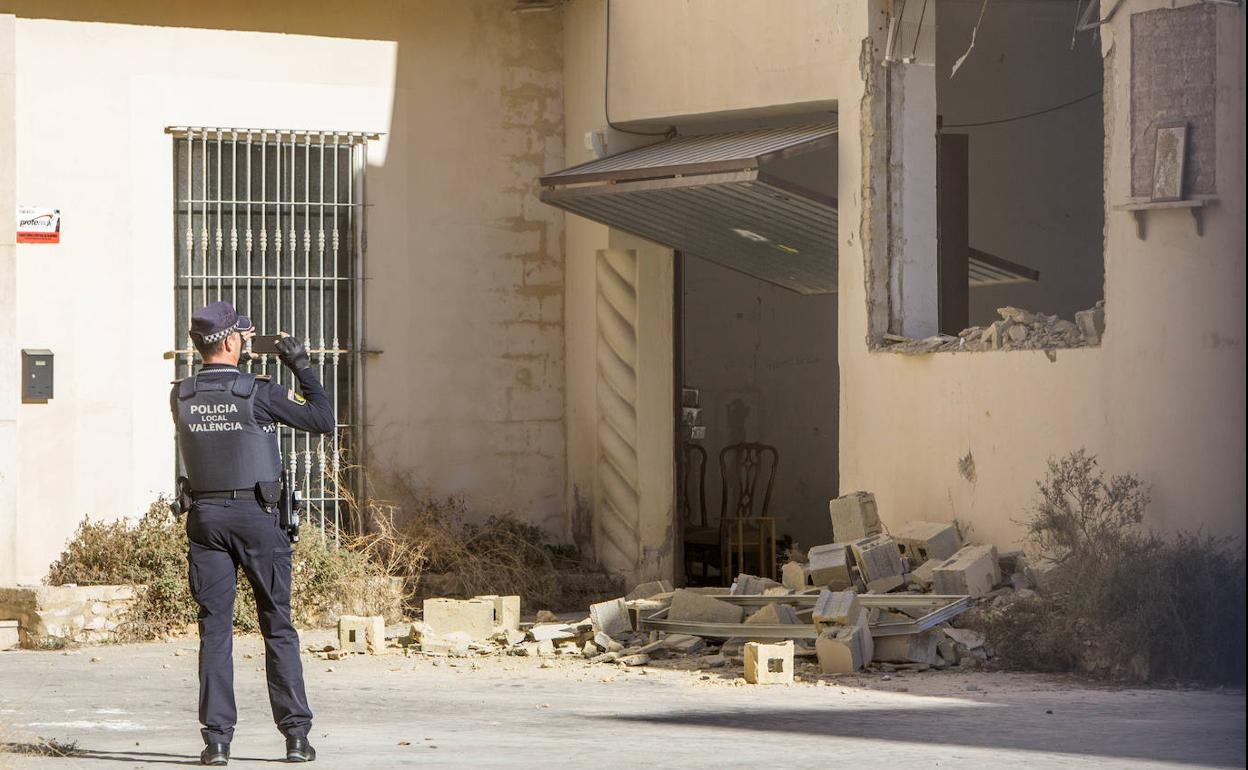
[346,491,1038,682]
[886,302,1106,354]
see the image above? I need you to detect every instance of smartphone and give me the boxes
[251,335,282,354]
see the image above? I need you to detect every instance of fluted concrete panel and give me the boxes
[595,249,642,574]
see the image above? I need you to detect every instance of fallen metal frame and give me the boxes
[639,594,972,639]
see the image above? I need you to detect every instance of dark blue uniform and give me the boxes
[171,363,334,747]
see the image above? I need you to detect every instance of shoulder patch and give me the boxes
[287,388,307,405]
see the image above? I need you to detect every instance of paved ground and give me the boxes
[1,629,1244,769]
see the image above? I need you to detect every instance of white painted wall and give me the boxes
[2,2,567,582]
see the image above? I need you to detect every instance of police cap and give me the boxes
[190,300,253,343]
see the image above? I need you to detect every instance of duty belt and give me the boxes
[192,488,257,500]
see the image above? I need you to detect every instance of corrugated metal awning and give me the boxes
[540,123,1037,294]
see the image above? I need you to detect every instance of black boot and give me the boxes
[286,736,316,763]
[200,742,230,766]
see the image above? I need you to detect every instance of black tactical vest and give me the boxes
[174,371,282,491]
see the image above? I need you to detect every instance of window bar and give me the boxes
[244,133,253,333]
[352,137,366,536]
[200,130,209,313]
[317,132,328,531]
[258,132,269,378]
[302,133,314,534]
[215,129,224,301]
[183,129,195,378]
[230,132,238,308]
[330,135,342,537]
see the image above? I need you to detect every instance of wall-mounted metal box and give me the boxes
[21,349,54,401]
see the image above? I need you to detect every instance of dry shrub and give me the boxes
[362,470,593,611]
[46,500,398,641]
[971,450,1246,684]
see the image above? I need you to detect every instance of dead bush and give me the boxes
[361,470,599,611]
[970,450,1246,684]
[46,500,398,641]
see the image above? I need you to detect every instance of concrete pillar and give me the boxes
[888,46,939,338]
[0,15,18,583]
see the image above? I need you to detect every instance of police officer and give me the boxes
[172,300,334,766]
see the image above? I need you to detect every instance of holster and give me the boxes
[170,476,193,517]
[255,480,282,508]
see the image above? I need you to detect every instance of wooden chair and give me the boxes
[719,442,779,582]
[680,443,720,585]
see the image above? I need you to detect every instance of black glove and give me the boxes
[275,335,313,372]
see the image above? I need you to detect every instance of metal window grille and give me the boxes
[169,127,374,543]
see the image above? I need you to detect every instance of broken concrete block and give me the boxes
[763,586,793,596]
[932,545,1001,597]
[423,598,496,641]
[873,631,938,664]
[497,628,527,647]
[892,521,962,564]
[590,598,633,637]
[829,492,883,542]
[663,634,707,654]
[807,543,853,589]
[812,590,860,632]
[937,638,960,664]
[744,603,801,626]
[473,595,521,631]
[667,589,744,624]
[337,615,379,654]
[625,580,673,601]
[743,640,794,684]
[618,653,651,667]
[529,623,575,642]
[0,619,18,651]
[781,561,810,592]
[731,573,781,595]
[941,626,985,650]
[422,631,473,656]
[866,575,905,594]
[909,559,941,589]
[854,608,874,664]
[849,534,905,583]
[536,638,556,657]
[816,624,869,674]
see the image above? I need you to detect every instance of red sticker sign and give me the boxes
[17,207,61,244]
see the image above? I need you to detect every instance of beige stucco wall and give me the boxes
[837,0,1246,548]
[564,0,1243,578]
[0,1,566,582]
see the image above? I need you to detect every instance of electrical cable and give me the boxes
[942,89,1102,129]
[605,0,676,138]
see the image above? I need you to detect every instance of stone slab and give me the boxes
[667,589,744,624]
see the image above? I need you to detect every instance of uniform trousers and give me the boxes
[186,498,312,744]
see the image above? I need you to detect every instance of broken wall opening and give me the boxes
[936,0,1105,328]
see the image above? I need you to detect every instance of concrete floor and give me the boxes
[1,629,1244,769]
